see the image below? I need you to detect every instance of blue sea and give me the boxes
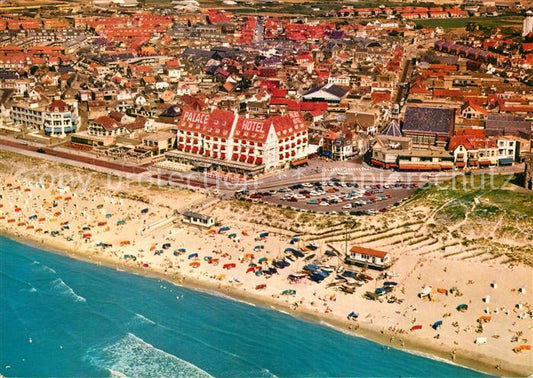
[0,236,488,377]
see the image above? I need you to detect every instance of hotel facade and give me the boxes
[166,109,309,175]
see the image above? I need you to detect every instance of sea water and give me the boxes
[0,237,489,377]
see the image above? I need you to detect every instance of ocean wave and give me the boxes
[32,260,57,274]
[108,369,128,378]
[260,368,279,378]
[86,333,213,378]
[50,278,86,303]
[21,283,38,293]
[133,313,156,326]
[270,306,290,316]
[201,290,256,307]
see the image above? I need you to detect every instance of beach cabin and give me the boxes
[345,246,391,270]
[182,211,215,228]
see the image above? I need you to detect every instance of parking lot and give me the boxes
[242,178,418,215]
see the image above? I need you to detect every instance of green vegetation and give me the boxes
[198,0,472,17]
[415,15,523,29]
[409,174,533,265]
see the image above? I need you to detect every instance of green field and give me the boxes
[415,15,523,29]
[197,0,469,17]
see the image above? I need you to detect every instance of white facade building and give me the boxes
[10,99,79,136]
[171,109,309,174]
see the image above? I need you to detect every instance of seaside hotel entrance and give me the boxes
[164,150,265,178]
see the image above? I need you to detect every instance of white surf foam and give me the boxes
[50,278,86,303]
[87,333,213,378]
[133,313,156,326]
[201,289,256,307]
[32,260,56,274]
[108,368,128,378]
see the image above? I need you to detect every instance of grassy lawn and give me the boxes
[415,15,523,29]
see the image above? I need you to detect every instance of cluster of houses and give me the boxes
[335,6,468,20]
[0,5,531,181]
[371,105,530,171]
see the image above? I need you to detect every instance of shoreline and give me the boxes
[2,229,526,377]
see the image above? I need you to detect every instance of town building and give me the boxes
[10,99,79,136]
[402,106,455,148]
[166,109,309,176]
[182,211,215,227]
[346,246,392,270]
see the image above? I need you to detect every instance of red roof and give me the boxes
[448,135,497,151]
[234,117,270,143]
[94,116,121,131]
[178,109,235,139]
[271,88,288,98]
[349,246,388,258]
[271,112,306,139]
[47,100,69,112]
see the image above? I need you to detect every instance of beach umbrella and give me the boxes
[347,311,358,320]
[477,316,492,323]
[189,262,200,268]
[258,257,267,264]
[188,253,199,260]
[178,248,186,252]
[228,233,237,239]
[289,237,299,244]
[203,256,212,261]
[248,262,257,267]
[513,345,531,353]
[456,304,468,312]
[431,320,443,330]
[410,325,422,331]
[246,267,256,273]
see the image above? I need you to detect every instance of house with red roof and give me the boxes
[460,101,487,121]
[347,246,392,270]
[89,116,127,137]
[447,133,512,168]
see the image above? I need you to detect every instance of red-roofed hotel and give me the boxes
[169,109,309,175]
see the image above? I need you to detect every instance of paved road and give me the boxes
[1,136,525,196]
[0,138,146,175]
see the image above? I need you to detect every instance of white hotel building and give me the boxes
[10,99,79,137]
[166,109,309,175]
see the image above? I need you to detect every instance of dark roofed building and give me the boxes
[303,83,349,103]
[402,106,455,147]
[485,114,531,139]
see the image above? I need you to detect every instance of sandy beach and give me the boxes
[0,157,532,377]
